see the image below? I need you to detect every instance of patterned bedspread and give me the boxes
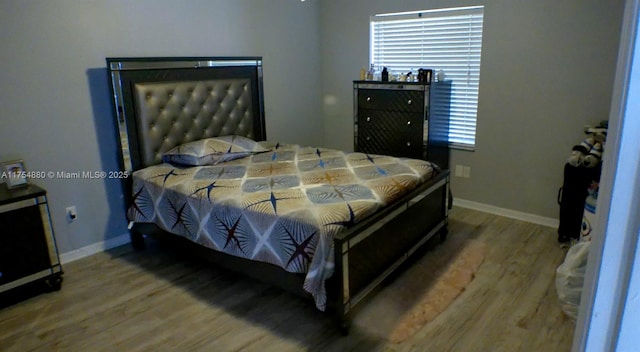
[128,142,439,310]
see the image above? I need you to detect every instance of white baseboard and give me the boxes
[59,233,131,264]
[453,198,560,229]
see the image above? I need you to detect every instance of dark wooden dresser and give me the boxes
[353,81,451,170]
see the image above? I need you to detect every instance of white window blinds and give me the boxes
[371,6,484,149]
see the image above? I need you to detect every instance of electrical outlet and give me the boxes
[66,206,78,222]
[463,166,471,178]
[455,165,464,177]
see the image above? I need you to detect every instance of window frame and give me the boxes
[370,6,485,150]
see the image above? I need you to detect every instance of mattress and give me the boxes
[127,142,440,310]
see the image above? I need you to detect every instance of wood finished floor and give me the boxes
[0,207,576,351]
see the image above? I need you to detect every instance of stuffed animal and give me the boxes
[567,121,607,168]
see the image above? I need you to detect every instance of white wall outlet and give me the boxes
[455,165,464,177]
[463,166,471,178]
[66,206,78,222]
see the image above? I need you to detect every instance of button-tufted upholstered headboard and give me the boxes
[107,57,266,173]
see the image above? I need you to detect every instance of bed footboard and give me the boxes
[127,170,450,335]
[330,170,450,333]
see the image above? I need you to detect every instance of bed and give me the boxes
[106,56,450,334]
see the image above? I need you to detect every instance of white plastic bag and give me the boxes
[555,241,591,320]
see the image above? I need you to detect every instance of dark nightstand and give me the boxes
[0,183,63,298]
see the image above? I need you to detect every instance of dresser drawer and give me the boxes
[357,110,423,133]
[356,129,423,159]
[357,89,424,113]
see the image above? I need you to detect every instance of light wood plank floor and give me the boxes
[0,207,576,351]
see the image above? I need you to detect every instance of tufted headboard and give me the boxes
[106,57,266,173]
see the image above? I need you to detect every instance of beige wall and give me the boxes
[0,0,322,254]
[319,0,624,219]
[0,0,626,255]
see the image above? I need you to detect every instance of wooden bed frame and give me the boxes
[106,57,450,334]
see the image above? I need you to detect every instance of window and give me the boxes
[371,6,484,150]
